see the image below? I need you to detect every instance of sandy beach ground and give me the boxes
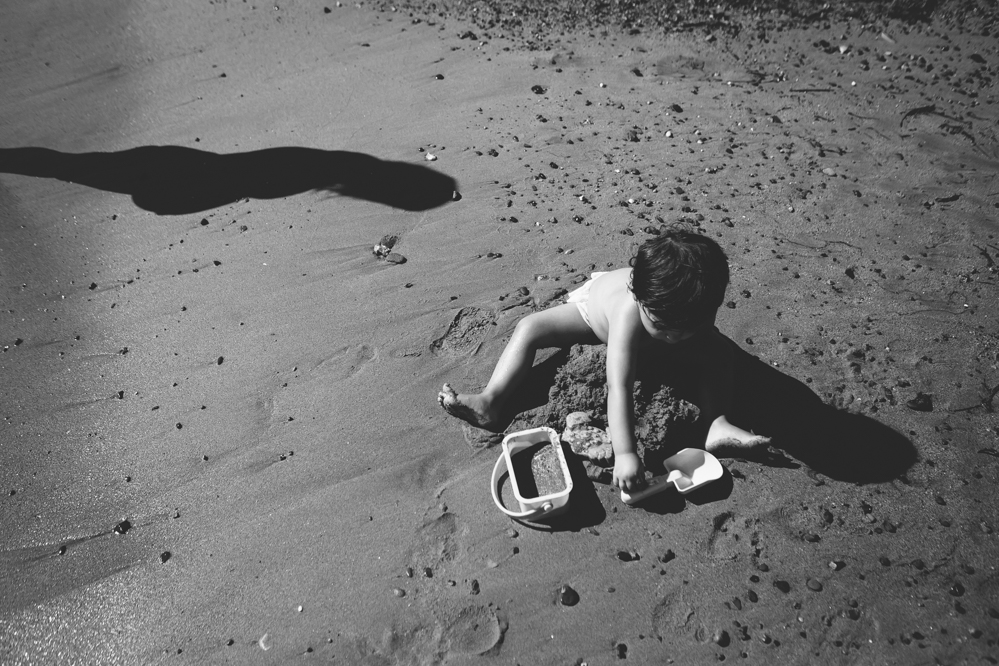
[2,1,998,664]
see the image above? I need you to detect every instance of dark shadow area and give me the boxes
[633,341,918,483]
[726,346,918,484]
[0,146,457,215]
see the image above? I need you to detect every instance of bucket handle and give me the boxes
[491,452,554,520]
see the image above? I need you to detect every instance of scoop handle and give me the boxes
[620,475,674,504]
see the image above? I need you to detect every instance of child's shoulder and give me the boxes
[592,269,640,317]
[594,267,632,287]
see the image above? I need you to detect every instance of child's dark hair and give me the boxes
[629,230,730,330]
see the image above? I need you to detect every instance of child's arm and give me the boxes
[605,307,646,491]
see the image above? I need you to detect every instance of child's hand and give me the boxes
[612,452,646,491]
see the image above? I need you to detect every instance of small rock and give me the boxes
[712,629,730,647]
[558,584,580,606]
[385,253,407,265]
[658,549,676,564]
[392,587,406,597]
[531,84,547,94]
[906,393,933,411]
[433,74,444,80]
[950,581,965,597]
[113,519,132,535]
[773,580,791,593]
[160,551,171,563]
[425,153,437,161]
[806,578,823,592]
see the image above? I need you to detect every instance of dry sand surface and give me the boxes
[2,1,999,664]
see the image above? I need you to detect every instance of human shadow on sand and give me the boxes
[0,146,457,214]
[500,339,918,486]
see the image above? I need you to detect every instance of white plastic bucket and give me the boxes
[491,427,572,521]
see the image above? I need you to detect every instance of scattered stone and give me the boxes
[425,152,437,161]
[531,84,546,94]
[658,549,676,564]
[160,551,171,563]
[712,629,730,647]
[950,581,965,597]
[392,587,406,597]
[113,519,132,535]
[806,578,823,592]
[773,580,791,593]
[386,253,407,265]
[558,584,580,606]
[433,74,444,80]
[906,393,933,412]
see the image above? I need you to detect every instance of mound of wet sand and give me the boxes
[1,0,997,664]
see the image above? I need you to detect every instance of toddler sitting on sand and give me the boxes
[438,230,771,492]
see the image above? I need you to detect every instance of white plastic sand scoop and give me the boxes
[491,427,573,521]
[621,448,724,504]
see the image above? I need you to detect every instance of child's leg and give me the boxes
[439,303,600,430]
[685,330,772,453]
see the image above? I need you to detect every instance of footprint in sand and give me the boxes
[431,307,495,357]
[441,605,507,656]
[652,588,696,641]
[406,512,463,569]
[311,344,377,381]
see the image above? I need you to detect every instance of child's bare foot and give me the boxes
[438,384,501,431]
[705,415,789,465]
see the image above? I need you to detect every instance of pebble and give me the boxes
[385,253,407,265]
[531,84,546,94]
[425,153,437,161]
[113,519,132,535]
[559,584,580,606]
[806,578,823,592]
[773,580,791,593]
[160,551,171,563]
[392,587,406,597]
[712,629,730,647]
[906,393,933,411]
